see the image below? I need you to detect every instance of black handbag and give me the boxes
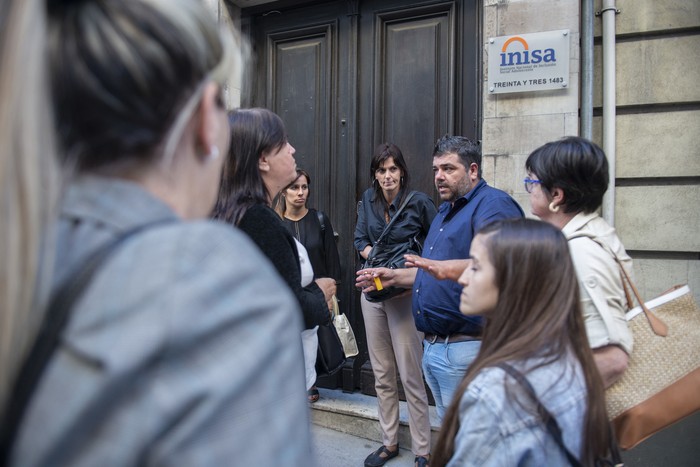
[363,191,420,302]
[315,322,346,376]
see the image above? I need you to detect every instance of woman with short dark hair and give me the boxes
[525,136,633,387]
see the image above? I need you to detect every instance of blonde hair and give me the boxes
[0,0,60,416]
[48,0,244,172]
[0,0,245,417]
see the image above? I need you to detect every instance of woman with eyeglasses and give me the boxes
[524,136,633,388]
[0,1,311,465]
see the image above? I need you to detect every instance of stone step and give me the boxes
[310,388,441,451]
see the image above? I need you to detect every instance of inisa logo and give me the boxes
[499,36,556,66]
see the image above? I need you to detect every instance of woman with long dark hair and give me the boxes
[276,168,341,283]
[213,108,336,359]
[432,219,615,466]
[354,143,436,467]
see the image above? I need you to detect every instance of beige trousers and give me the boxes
[361,294,431,456]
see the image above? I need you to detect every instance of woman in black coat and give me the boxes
[213,109,336,342]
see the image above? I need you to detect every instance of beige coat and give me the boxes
[564,212,634,354]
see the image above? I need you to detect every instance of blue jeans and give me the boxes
[422,339,481,423]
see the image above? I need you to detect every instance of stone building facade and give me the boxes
[211,0,699,304]
[210,2,698,460]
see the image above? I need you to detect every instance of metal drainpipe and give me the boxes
[599,0,619,225]
[580,0,594,140]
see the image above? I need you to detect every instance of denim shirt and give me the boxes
[448,355,587,466]
[413,180,524,335]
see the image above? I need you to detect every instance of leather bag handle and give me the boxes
[568,231,668,337]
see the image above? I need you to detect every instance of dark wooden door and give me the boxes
[241,0,479,392]
[359,0,460,198]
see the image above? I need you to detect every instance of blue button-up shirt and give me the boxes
[412,179,524,335]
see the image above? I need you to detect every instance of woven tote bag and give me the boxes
[606,284,700,449]
[568,231,700,449]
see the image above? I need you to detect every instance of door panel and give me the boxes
[362,2,456,201]
[267,26,334,210]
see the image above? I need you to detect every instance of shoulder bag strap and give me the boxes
[496,362,623,467]
[373,190,416,245]
[568,231,667,337]
[566,232,625,345]
[0,222,168,463]
[495,363,583,467]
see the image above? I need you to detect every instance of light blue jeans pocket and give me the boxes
[422,340,481,422]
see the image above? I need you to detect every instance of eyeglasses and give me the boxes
[523,177,542,193]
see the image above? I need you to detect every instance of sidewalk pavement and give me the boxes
[310,387,438,467]
[310,388,700,467]
[312,423,418,467]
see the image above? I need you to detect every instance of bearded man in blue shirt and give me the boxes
[357,135,524,422]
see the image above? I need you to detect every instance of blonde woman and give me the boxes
[0,1,311,465]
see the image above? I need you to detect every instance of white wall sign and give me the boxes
[488,29,570,94]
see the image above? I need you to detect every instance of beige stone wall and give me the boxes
[483,0,700,304]
[204,0,243,109]
[481,0,580,212]
[591,0,700,303]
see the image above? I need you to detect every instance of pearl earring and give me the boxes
[207,145,220,161]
